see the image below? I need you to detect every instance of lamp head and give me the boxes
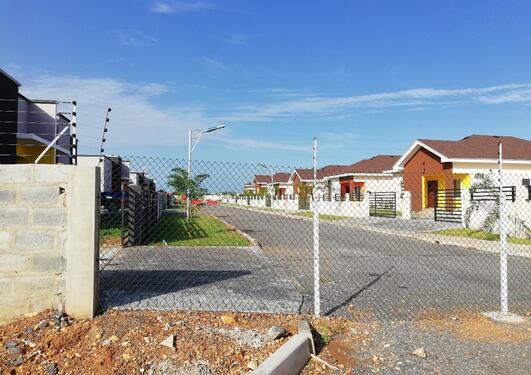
[204,124,226,133]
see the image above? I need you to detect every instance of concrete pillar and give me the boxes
[401,191,412,220]
[65,166,100,319]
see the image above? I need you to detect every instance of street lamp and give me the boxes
[187,124,226,219]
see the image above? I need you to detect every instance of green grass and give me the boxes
[145,213,250,247]
[101,226,121,240]
[435,228,531,246]
[292,211,348,221]
[100,214,122,245]
[370,209,402,217]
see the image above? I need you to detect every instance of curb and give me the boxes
[252,334,311,375]
[251,320,314,375]
[213,214,262,250]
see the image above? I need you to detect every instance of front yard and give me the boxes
[100,212,250,247]
[435,228,531,246]
[146,213,250,246]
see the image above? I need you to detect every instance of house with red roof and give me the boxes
[250,172,292,196]
[392,134,531,213]
[287,156,400,200]
[321,155,401,201]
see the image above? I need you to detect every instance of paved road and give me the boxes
[205,205,531,319]
[99,245,303,314]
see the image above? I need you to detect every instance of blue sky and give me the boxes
[1,0,531,168]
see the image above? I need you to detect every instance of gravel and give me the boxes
[309,318,531,375]
[213,327,268,349]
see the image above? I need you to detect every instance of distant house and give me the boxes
[392,134,531,212]
[243,182,254,194]
[272,172,291,196]
[78,155,130,193]
[252,175,272,194]
[289,165,346,195]
[249,173,291,196]
[322,155,401,201]
[78,155,131,211]
[0,68,74,164]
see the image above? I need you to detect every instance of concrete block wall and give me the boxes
[312,198,370,218]
[0,164,99,324]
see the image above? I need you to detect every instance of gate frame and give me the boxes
[369,191,397,218]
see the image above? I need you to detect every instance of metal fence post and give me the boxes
[498,142,509,315]
[312,137,320,316]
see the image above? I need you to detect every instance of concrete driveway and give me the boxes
[99,245,303,314]
[205,205,531,319]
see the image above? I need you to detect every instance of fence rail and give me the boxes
[471,186,516,202]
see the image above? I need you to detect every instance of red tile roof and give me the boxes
[342,155,400,174]
[293,155,399,181]
[253,175,272,184]
[253,172,291,184]
[294,165,346,180]
[272,172,291,183]
[419,135,531,161]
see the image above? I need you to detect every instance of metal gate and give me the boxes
[369,191,396,218]
[434,189,462,222]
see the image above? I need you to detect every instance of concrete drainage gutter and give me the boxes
[252,320,315,375]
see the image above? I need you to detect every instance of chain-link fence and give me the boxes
[98,155,531,320]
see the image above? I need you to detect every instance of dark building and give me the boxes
[0,68,73,164]
[0,69,20,164]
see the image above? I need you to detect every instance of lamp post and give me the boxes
[258,163,274,199]
[187,124,225,219]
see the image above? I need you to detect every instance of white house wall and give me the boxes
[453,161,531,175]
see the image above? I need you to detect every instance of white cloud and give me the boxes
[151,1,215,14]
[22,75,206,154]
[198,56,226,71]
[476,89,531,104]
[223,83,531,122]
[18,74,531,158]
[110,30,158,47]
[222,33,251,46]
[212,137,310,153]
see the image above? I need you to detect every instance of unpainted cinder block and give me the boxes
[20,186,61,205]
[15,231,55,251]
[33,208,66,227]
[0,208,28,226]
[0,188,16,206]
[31,254,62,273]
[0,166,31,184]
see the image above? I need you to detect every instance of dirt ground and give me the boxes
[1,309,529,375]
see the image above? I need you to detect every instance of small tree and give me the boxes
[167,167,209,200]
[464,173,499,232]
[258,187,268,196]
